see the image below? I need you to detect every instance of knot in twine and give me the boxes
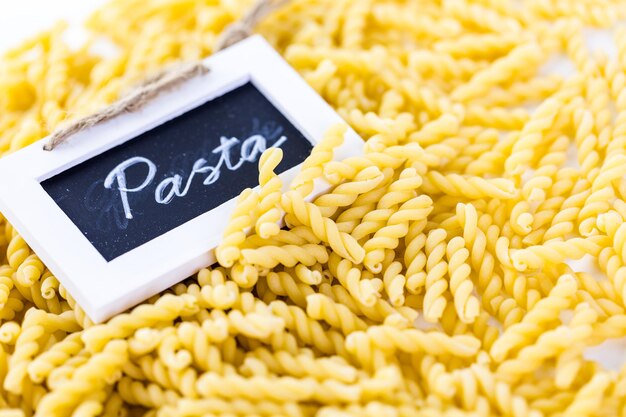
[44,0,289,151]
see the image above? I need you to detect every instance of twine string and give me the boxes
[44,0,288,151]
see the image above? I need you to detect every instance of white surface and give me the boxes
[0,0,104,53]
[0,36,364,322]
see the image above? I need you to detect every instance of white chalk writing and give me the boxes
[104,134,287,220]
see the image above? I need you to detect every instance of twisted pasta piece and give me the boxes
[322,151,404,185]
[403,219,428,294]
[434,32,521,59]
[408,50,485,84]
[215,188,260,267]
[292,264,323,286]
[465,131,518,176]
[408,114,461,146]
[158,333,193,371]
[39,270,59,300]
[446,236,480,324]
[501,267,542,311]
[423,229,449,322]
[335,169,395,234]
[465,105,529,131]
[592,153,626,193]
[57,285,93,329]
[0,321,20,345]
[27,333,84,384]
[134,353,200,399]
[380,261,405,306]
[347,324,481,358]
[541,178,591,242]
[373,1,463,40]
[327,255,380,307]
[228,308,285,341]
[341,0,370,49]
[254,148,284,239]
[306,293,367,335]
[456,204,503,315]
[282,190,364,263]
[554,342,588,390]
[193,268,240,310]
[243,225,321,247]
[247,347,358,383]
[6,231,31,271]
[573,271,623,318]
[290,123,345,196]
[561,373,612,417]
[452,43,541,102]
[14,255,44,288]
[72,391,109,417]
[35,340,128,417]
[504,97,562,176]
[304,59,337,96]
[570,108,601,180]
[262,270,314,308]
[447,0,524,33]
[421,172,515,200]
[363,194,433,273]
[346,109,414,144]
[524,133,569,198]
[0,266,13,310]
[229,262,260,289]
[511,236,609,271]
[378,90,404,119]
[476,75,561,108]
[496,303,597,384]
[45,351,90,391]
[269,300,346,357]
[351,168,423,241]
[410,354,455,400]
[82,294,198,352]
[318,280,412,325]
[128,327,171,356]
[241,244,329,268]
[489,274,577,362]
[117,377,179,408]
[458,363,544,417]
[169,330,230,377]
[577,186,614,237]
[313,165,384,218]
[597,211,626,304]
[195,372,330,403]
[5,309,79,394]
[6,302,26,329]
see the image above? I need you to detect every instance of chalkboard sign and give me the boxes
[41,82,313,261]
[0,36,363,322]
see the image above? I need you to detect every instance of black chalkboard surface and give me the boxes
[41,82,313,261]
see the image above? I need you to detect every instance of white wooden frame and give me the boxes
[0,35,363,323]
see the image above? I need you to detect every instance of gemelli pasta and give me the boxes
[1,0,626,416]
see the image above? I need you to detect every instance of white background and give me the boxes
[0,1,106,53]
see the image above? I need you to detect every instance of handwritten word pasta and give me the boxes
[1,0,626,415]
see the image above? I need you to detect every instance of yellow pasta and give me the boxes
[253,148,285,239]
[423,228,449,322]
[2,0,626,415]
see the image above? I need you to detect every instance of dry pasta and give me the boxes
[1,0,626,416]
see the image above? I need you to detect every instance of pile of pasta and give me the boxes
[2,0,626,415]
